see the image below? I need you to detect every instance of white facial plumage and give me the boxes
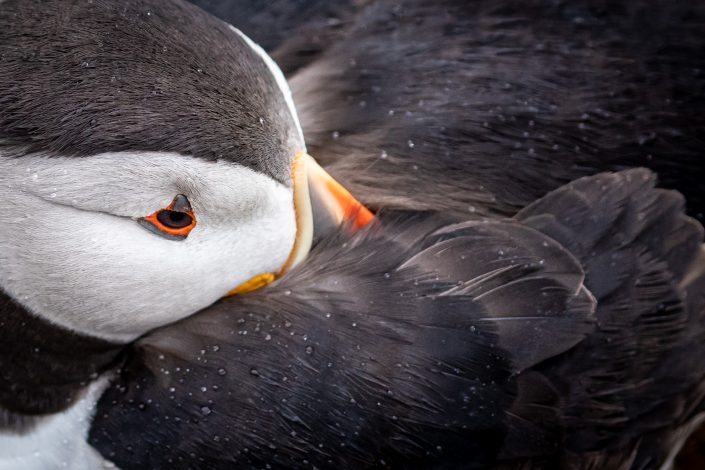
[0,152,296,342]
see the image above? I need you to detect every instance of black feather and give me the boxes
[89,170,705,468]
[504,169,705,467]
[193,0,705,221]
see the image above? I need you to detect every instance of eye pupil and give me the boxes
[157,210,193,229]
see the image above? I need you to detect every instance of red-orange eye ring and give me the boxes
[138,194,197,240]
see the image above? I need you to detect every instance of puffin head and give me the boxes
[0,0,372,342]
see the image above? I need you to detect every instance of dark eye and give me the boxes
[138,194,197,240]
[156,210,193,229]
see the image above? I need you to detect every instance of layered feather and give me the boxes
[91,169,705,469]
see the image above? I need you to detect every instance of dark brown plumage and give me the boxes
[191,0,705,220]
[91,170,705,469]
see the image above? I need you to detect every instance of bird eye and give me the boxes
[138,194,197,240]
[157,210,193,229]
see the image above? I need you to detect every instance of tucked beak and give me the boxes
[226,152,374,296]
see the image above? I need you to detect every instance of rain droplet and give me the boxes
[264,334,272,341]
[200,406,212,415]
[305,346,314,355]
[217,368,227,376]
[250,368,260,377]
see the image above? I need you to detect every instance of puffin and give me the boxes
[0,1,704,470]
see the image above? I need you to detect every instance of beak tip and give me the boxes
[348,204,376,230]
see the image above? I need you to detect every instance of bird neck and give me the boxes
[0,290,124,432]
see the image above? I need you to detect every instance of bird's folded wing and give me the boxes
[501,169,705,467]
[89,169,705,469]
[89,216,594,467]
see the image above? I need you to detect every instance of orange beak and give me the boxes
[226,152,374,296]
